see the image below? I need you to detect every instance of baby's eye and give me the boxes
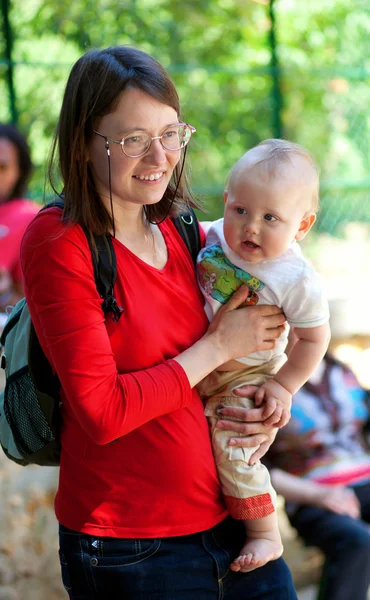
[236,207,247,215]
[264,213,277,222]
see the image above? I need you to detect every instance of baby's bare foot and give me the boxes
[230,537,283,573]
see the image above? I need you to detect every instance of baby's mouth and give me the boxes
[243,241,259,249]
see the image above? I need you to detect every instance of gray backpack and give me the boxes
[0,205,201,466]
[0,298,62,465]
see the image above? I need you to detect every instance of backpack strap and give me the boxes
[42,200,123,322]
[43,199,65,211]
[84,231,124,322]
[172,206,201,265]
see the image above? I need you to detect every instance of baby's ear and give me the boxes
[295,212,316,241]
[223,190,228,204]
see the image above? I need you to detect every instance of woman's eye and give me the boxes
[264,213,277,222]
[126,134,144,144]
[163,130,177,138]
[236,207,247,215]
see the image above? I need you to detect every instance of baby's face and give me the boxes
[223,174,315,263]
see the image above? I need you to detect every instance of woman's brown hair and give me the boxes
[48,46,200,234]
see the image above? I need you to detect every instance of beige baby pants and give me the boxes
[198,356,284,520]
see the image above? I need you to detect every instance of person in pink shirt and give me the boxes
[0,123,39,310]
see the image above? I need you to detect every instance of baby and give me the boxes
[197,139,330,573]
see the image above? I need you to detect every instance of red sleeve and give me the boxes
[21,210,192,445]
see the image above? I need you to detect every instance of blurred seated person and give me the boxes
[266,351,370,600]
[0,123,39,311]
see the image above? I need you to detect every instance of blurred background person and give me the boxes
[266,352,370,600]
[0,123,39,312]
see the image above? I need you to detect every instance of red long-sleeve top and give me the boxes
[21,208,227,537]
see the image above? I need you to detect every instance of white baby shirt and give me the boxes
[197,219,330,366]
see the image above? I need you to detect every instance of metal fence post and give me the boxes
[268,0,283,139]
[1,0,18,124]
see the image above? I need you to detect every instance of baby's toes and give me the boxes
[239,553,254,567]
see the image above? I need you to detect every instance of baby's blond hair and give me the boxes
[228,138,320,213]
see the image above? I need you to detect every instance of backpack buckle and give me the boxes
[1,354,7,370]
[180,214,194,225]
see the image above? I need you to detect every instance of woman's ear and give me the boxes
[224,190,228,204]
[295,212,316,241]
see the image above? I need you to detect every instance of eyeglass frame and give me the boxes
[93,122,196,158]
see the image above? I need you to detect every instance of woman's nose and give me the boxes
[146,138,167,164]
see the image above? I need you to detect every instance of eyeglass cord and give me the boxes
[148,145,188,225]
[105,139,116,238]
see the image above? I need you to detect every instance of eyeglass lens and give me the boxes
[123,124,191,157]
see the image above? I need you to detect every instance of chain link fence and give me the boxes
[1,0,370,236]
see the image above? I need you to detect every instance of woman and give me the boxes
[267,353,370,600]
[0,123,39,310]
[21,46,296,599]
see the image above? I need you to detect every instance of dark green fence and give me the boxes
[1,0,369,235]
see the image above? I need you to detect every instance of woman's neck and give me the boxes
[113,207,148,239]
[112,205,168,269]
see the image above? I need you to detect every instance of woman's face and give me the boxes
[88,87,181,215]
[0,137,20,202]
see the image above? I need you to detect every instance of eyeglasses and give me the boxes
[93,123,196,158]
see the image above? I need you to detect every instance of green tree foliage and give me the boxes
[2,0,370,230]
[276,0,370,231]
[3,0,276,218]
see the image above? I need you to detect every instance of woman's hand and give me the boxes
[174,286,285,388]
[206,285,286,363]
[216,385,280,464]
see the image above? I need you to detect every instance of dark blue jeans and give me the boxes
[59,516,297,599]
[289,482,370,600]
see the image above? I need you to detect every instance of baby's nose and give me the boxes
[244,217,259,234]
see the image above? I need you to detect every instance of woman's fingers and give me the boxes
[228,433,270,448]
[218,293,285,326]
[216,419,271,435]
[233,385,259,398]
[217,401,277,424]
[218,284,253,312]
[255,303,285,317]
[264,325,285,340]
[263,313,286,329]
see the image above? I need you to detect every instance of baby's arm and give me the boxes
[255,322,331,427]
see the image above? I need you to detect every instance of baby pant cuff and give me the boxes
[225,493,275,520]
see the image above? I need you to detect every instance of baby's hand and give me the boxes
[254,379,292,428]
